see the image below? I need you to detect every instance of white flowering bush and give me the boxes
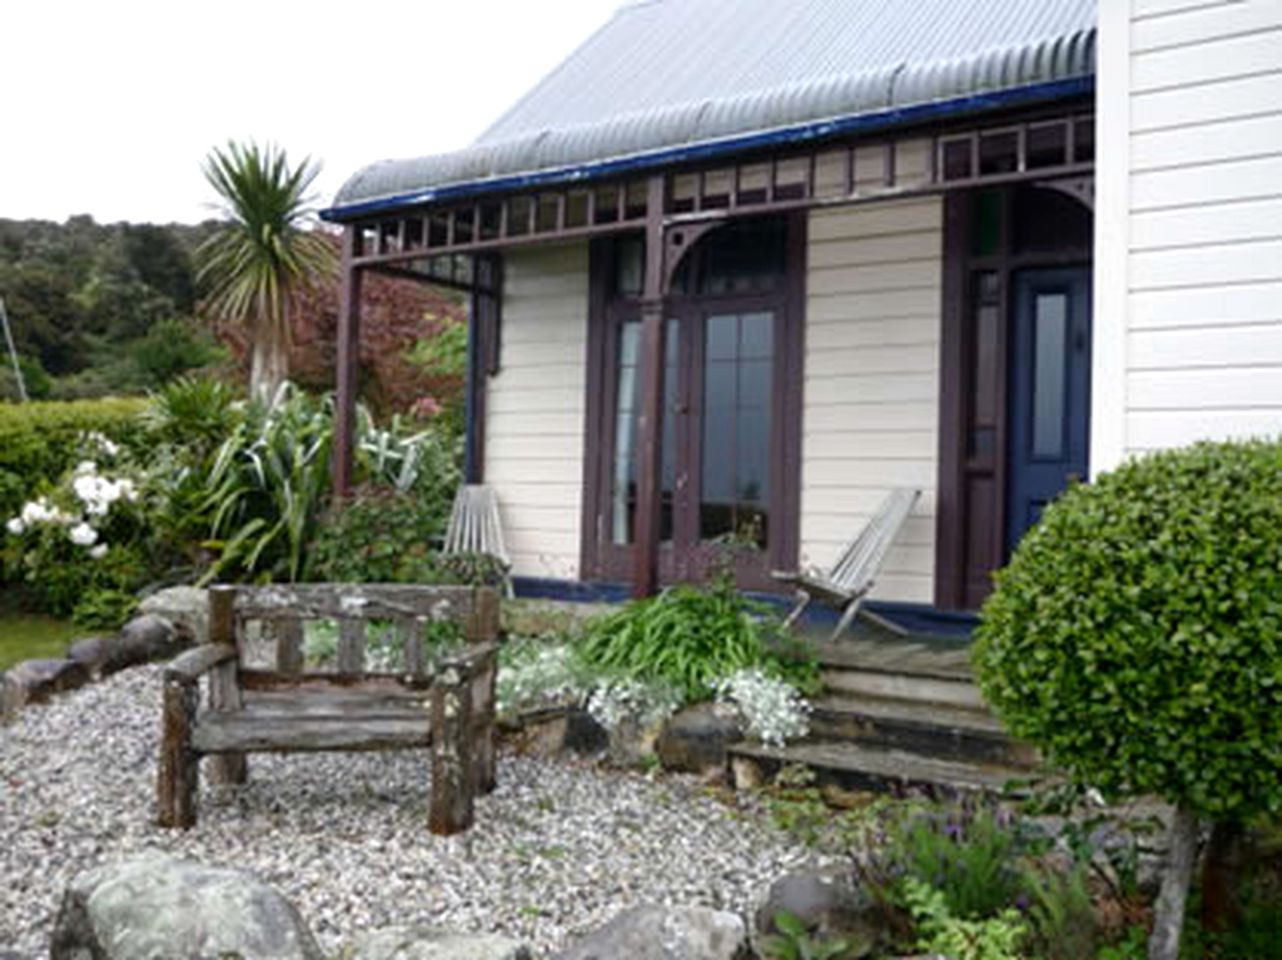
[496,639,596,717]
[587,677,685,733]
[714,668,812,748]
[2,456,149,625]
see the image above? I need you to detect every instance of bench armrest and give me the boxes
[165,644,237,683]
[440,641,499,673]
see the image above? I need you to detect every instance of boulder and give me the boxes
[102,614,185,674]
[556,905,750,960]
[656,702,745,777]
[139,585,209,646]
[754,867,878,958]
[3,658,90,708]
[0,670,21,719]
[351,925,532,959]
[66,636,114,678]
[510,707,609,759]
[50,854,323,960]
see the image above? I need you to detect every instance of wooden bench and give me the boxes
[156,583,500,835]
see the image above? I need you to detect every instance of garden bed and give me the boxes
[0,662,821,958]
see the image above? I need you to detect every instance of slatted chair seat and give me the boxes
[773,487,920,641]
[157,583,501,836]
[443,484,514,597]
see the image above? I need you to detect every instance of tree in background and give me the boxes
[197,141,335,403]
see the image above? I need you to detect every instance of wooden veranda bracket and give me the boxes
[661,221,722,293]
[1037,176,1095,212]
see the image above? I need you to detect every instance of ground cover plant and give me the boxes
[973,439,1282,959]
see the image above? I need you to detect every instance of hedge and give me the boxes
[0,398,149,524]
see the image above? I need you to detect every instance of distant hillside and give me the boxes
[0,216,466,416]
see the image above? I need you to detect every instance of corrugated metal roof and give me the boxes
[330,0,1095,216]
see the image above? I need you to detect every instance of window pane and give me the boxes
[700,312,773,548]
[611,322,641,544]
[1032,293,1068,459]
[740,311,773,359]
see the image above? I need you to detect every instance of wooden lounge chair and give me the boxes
[156,583,500,836]
[773,487,921,641]
[443,484,514,597]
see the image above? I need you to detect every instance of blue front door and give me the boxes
[1006,267,1091,556]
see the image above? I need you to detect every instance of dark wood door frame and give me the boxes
[579,213,805,591]
[934,187,1092,610]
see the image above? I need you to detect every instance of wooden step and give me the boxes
[808,695,1039,768]
[822,667,985,710]
[729,739,1036,798]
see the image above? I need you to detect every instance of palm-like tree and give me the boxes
[197,141,336,403]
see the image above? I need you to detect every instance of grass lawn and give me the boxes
[0,595,80,670]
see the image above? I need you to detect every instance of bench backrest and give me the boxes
[208,583,501,687]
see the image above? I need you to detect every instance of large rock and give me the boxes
[557,905,750,960]
[66,636,115,678]
[351,925,532,959]
[50,854,323,960]
[509,707,609,759]
[101,614,185,674]
[0,670,21,719]
[754,868,878,958]
[656,702,744,777]
[3,658,90,708]
[139,586,209,646]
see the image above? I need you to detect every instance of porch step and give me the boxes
[729,739,1035,798]
[812,637,984,710]
[808,695,1039,769]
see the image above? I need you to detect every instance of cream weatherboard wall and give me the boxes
[484,242,588,580]
[800,198,943,604]
[1094,0,1282,469]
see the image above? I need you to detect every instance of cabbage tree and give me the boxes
[197,141,335,402]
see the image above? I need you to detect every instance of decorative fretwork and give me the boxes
[349,112,1094,271]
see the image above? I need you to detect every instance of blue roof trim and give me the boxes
[321,75,1093,223]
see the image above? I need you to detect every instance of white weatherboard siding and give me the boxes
[801,198,942,603]
[484,243,588,580]
[1094,0,1282,465]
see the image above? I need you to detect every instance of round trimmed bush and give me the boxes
[973,439,1282,819]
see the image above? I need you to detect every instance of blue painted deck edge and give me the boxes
[511,576,977,640]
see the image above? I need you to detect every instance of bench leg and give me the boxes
[429,666,474,836]
[208,660,248,785]
[157,677,199,828]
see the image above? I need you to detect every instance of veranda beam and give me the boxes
[631,175,668,599]
[333,226,363,499]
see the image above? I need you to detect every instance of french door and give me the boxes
[593,297,795,589]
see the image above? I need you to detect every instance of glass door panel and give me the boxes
[699,311,773,549]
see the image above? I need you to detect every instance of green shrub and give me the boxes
[0,398,148,527]
[901,878,1027,960]
[577,573,809,702]
[129,318,228,388]
[973,439,1282,820]
[307,487,444,584]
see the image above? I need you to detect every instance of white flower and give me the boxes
[714,669,811,748]
[5,517,24,536]
[69,522,98,547]
[21,498,53,525]
[73,474,102,505]
[74,460,97,476]
[88,544,108,560]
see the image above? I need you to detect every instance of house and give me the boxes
[322,0,1282,625]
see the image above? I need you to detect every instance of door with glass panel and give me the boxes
[1005,267,1091,555]
[598,302,790,589]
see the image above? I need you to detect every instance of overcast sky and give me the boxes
[1,0,620,225]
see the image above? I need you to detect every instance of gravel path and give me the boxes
[0,664,819,957]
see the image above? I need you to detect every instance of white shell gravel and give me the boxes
[0,664,822,957]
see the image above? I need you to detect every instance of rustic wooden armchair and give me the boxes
[157,583,500,835]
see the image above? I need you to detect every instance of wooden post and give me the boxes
[157,675,198,828]
[631,175,668,598]
[470,647,498,795]
[429,663,475,836]
[333,226,363,498]
[205,585,246,786]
